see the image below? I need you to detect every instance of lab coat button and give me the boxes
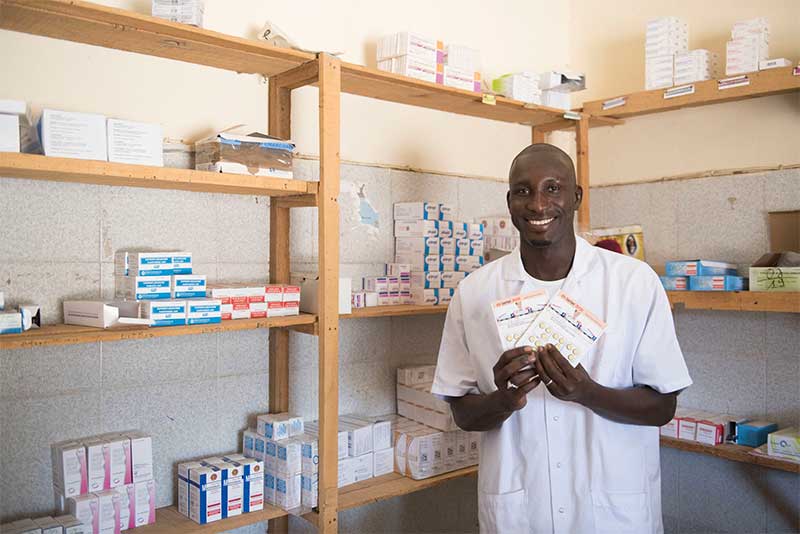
[553,416,559,421]
[556,462,562,468]
[558,507,565,514]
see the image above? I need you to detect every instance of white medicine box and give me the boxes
[40,109,107,161]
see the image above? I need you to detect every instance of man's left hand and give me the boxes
[532,344,597,405]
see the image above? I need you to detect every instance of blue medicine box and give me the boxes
[660,276,688,291]
[665,260,738,277]
[737,421,778,447]
[688,276,748,291]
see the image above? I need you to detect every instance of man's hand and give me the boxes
[532,344,597,404]
[492,346,542,411]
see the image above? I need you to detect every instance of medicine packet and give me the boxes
[491,290,549,352]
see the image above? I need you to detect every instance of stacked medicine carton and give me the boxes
[394,365,480,480]
[491,70,585,110]
[115,250,221,327]
[725,18,770,75]
[208,284,300,320]
[492,72,541,104]
[0,99,40,154]
[645,17,688,89]
[659,260,748,291]
[241,413,395,511]
[52,432,155,533]
[381,202,485,306]
[377,32,481,93]
[176,453,264,525]
[674,49,720,85]
[0,514,87,534]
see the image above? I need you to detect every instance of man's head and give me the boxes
[506,143,582,249]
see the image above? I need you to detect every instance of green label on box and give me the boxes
[749,267,800,292]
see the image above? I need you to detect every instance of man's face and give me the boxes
[506,158,582,248]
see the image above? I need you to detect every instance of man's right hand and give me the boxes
[492,346,541,411]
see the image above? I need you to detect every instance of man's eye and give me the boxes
[514,188,529,195]
[547,184,560,193]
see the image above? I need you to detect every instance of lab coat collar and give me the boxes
[501,235,598,284]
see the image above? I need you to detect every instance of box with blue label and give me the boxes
[660,276,688,291]
[437,220,454,239]
[394,202,439,221]
[115,251,174,277]
[410,271,442,289]
[438,203,455,221]
[688,275,747,291]
[0,312,23,334]
[116,275,171,300]
[172,252,193,274]
[395,237,439,256]
[665,260,738,277]
[141,300,187,327]
[455,238,484,257]
[395,253,440,272]
[172,275,206,299]
[394,220,438,238]
[454,255,484,273]
[186,299,221,325]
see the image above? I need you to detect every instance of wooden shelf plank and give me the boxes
[0,0,314,76]
[341,62,570,127]
[667,291,800,313]
[0,314,317,350]
[137,505,286,534]
[342,304,449,319]
[583,67,800,118]
[0,154,316,197]
[660,437,799,474]
[338,466,478,511]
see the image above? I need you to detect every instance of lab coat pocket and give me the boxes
[478,488,529,533]
[591,491,649,534]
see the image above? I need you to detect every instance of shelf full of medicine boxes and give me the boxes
[581,66,800,118]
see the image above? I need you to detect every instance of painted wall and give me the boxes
[570,0,800,185]
[0,0,570,180]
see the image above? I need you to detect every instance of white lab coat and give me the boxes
[432,237,692,534]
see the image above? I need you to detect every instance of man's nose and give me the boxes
[526,191,548,212]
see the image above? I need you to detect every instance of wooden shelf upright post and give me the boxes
[267,58,294,534]
[317,52,342,534]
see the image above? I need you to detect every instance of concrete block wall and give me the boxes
[0,160,797,533]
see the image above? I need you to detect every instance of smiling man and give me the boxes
[431,144,692,533]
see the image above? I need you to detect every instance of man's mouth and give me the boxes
[526,217,556,227]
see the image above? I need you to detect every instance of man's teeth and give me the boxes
[528,217,554,226]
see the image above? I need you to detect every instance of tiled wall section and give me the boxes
[0,161,797,533]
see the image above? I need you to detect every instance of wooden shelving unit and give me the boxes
[0,153,317,198]
[342,304,449,319]
[582,67,800,118]
[137,505,287,534]
[338,466,478,511]
[0,315,317,350]
[667,290,800,313]
[660,437,799,474]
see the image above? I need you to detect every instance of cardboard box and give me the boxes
[53,515,87,534]
[377,32,443,64]
[394,202,440,221]
[304,421,348,459]
[263,473,276,506]
[95,489,122,534]
[301,472,318,508]
[141,300,187,327]
[394,220,438,238]
[665,260,738,277]
[274,474,301,510]
[67,494,98,532]
[293,274,351,314]
[688,276,747,291]
[125,431,153,482]
[257,413,304,440]
[40,109,107,161]
[339,418,374,457]
[172,275,206,299]
[51,440,88,498]
[107,119,163,167]
[204,460,243,519]
[767,427,800,460]
[373,447,394,477]
[186,299,222,325]
[102,434,133,488]
[116,275,172,301]
[0,113,20,152]
[63,301,149,329]
[223,457,264,513]
[584,225,645,261]
[737,420,778,447]
[749,252,800,292]
[274,439,302,477]
[178,462,203,516]
[337,457,356,488]
[189,466,222,524]
[353,452,374,482]
[410,271,442,289]
[195,132,294,178]
[395,253,441,272]
[82,438,108,493]
[396,237,440,256]
[769,210,799,251]
[32,516,63,534]
[660,276,688,291]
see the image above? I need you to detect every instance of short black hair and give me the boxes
[509,143,575,183]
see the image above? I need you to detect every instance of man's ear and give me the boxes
[574,186,583,209]
[506,189,511,210]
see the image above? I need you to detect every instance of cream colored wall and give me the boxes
[0,0,571,180]
[570,0,800,186]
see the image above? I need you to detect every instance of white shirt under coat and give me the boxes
[432,236,692,534]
